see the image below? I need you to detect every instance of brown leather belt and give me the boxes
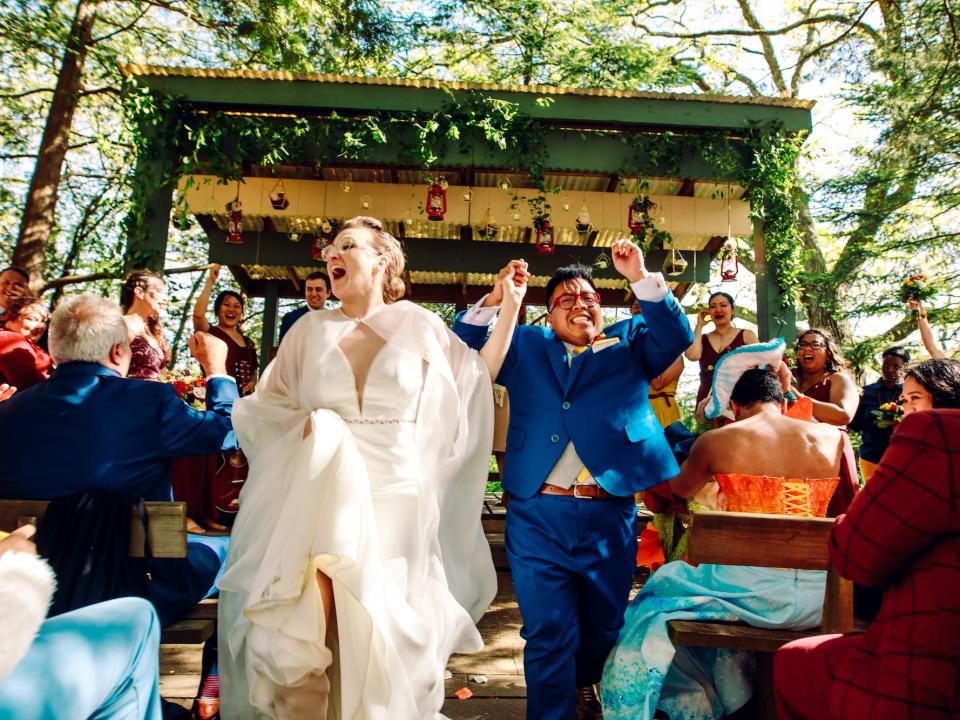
[539,483,617,501]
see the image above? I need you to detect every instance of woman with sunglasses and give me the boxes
[0,295,52,390]
[790,328,860,426]
[219,216,524,718]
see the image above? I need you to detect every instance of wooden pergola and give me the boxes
[121,66,813,365]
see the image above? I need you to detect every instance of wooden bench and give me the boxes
[0,499,216,644]
[666,510,853,719]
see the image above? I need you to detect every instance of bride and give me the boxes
[218,216,528,718]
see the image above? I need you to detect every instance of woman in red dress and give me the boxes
[685,291,758,416]
[789,328,859,426]
[120,270,170,381]
[0,296,52,390]
[189,264,258,530]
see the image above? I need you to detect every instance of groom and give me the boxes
[453,240,692,719]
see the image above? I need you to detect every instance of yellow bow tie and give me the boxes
[572,333,606,355]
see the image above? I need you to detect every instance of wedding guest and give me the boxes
[191,265,257,530]
[0,295,52,389]
[219,216,520,718]
[900,358,960,415]
[789,328,859,426]
[278,270,330,342]
[603,349,849,720]
[0,294,237,628]
[908,298,954,359]
[849,346,909,481]
[193,264,258,395]
[685,291,758,416]
[0,525,162,719]
[633,299,685,427]
[773,409,960,719]
[121,270,170,380]
[0,265,29,322]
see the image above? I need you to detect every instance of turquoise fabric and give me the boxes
[601,561,825,720]
[0,597,161,719]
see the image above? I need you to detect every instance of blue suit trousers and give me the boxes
[507,493,637,720]
[150,533,229,627]
[0,597,161,719]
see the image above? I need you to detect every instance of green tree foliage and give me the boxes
[399,0,697,88]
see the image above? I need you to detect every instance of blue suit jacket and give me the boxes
[453,295,693,498]
[279,306,309,343]
[0,362,238,501]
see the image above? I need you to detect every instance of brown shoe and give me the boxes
[575,684,603,720]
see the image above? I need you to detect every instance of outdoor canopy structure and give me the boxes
[120,66,813,365]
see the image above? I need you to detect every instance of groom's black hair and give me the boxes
[545,264,597,309]
[730,368,784,407]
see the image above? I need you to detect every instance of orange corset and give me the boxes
[713,473,840,518]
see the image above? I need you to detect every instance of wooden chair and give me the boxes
[0,498,216,644]
[665,510,853,719]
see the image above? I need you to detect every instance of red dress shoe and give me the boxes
[191,697,219,720]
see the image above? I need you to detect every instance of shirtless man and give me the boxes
[671,367,845,500]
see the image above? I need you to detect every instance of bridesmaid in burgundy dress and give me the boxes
[789,328,859,426]
[192,264,258,529]
[685,291,758,416]
[121,270,170,381]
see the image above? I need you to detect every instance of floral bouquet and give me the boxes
[161,370,206,410]
[897,274,938,308]
[871,401,903,430]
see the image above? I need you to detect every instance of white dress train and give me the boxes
[218,302,497,719]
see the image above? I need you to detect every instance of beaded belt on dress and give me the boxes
[344,417,415,424]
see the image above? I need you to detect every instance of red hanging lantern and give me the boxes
[535,218,554,255]
[312,219,337,261]
[226,199,243,244]
[720,237,739,281]
[627,196,653,236]
[426,180,447,221]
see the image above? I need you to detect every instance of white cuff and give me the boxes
[631,273,669,302]
[461,295,500,326]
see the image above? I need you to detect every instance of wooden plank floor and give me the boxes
[161,570,528,719]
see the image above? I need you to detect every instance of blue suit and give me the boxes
[0,362,238,626]
[453,292,692,719]
[278,306,309,343]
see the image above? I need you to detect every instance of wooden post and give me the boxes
[260,281,279,368]
[753,216,797,344]
[123,94,177,272]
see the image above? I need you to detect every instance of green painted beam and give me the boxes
[130,74,813,134]
[753,219,797,343]
[200,220,711,285]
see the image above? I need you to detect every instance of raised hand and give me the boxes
[484,259,530,307]
[611,239,649,282]
[207,263,221,284]
[695,309,711,330]
[0,383,15,402]
[501,262,529,312]
[189,331,229,378]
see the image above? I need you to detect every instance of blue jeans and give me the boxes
[0,597,161,719]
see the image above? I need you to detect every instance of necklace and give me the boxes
[712,326,738,351]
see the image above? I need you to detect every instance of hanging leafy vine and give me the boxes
[122,80,805,306]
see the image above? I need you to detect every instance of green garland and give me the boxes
[122,81,805,306]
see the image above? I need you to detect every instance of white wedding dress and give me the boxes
[218,302,497,719]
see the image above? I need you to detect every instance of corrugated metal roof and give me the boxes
[121,64,814,110]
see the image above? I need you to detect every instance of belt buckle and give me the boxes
[573,483,593,500]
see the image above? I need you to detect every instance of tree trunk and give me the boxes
[796,194,848,342]
[12,0,98,291]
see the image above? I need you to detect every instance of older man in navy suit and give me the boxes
[0,294,238,628]
[454,239,693,720]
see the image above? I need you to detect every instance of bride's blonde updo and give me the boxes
[338,216,406,303]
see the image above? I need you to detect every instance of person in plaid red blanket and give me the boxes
[774,407,960,719]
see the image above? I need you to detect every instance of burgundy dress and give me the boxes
[127,335,164,381]
[797,372,858,514]
[208,326,258,396]
[0,330,53,389]
[695,329,747,405]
